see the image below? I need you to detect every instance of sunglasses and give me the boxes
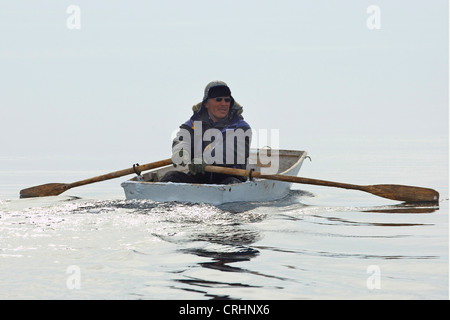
[214,97,231,103]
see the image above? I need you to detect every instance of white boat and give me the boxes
[121,149,308,205]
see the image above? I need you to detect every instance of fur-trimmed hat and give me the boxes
[202,80,232,101]
[195,80,243,118]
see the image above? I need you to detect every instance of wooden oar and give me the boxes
[19,158,172,198]
[205,166,440,204]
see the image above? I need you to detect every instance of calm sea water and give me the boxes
[0,135,448,300]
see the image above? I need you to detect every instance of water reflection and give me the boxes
[152,204,275,299]
[175,223,265,299]
[363,203,438,214]
[216,189,312,213]
[175,245,262,300]
[308,214,431,227]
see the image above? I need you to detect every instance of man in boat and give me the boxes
[160,81,252,184]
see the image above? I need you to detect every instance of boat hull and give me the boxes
[121,150,307,205]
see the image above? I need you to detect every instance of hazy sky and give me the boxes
[1,0,448,167]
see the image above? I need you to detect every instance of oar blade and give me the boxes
[366,184,440,204]
[20,183,70,199]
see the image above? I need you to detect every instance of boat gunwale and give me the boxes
[120,149,308,204]
[124,149,307,187]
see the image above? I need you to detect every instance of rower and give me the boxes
[160,81,252,185]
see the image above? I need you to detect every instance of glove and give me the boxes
[189,158,207,175]
[171,149,190,168]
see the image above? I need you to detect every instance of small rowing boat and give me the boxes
[19,149,439,204]
[121,149,308,205]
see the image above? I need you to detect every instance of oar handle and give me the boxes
[69,158,172,188]
[205,165,362,190]
[259,173,364,191]
[204,165,439,203]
